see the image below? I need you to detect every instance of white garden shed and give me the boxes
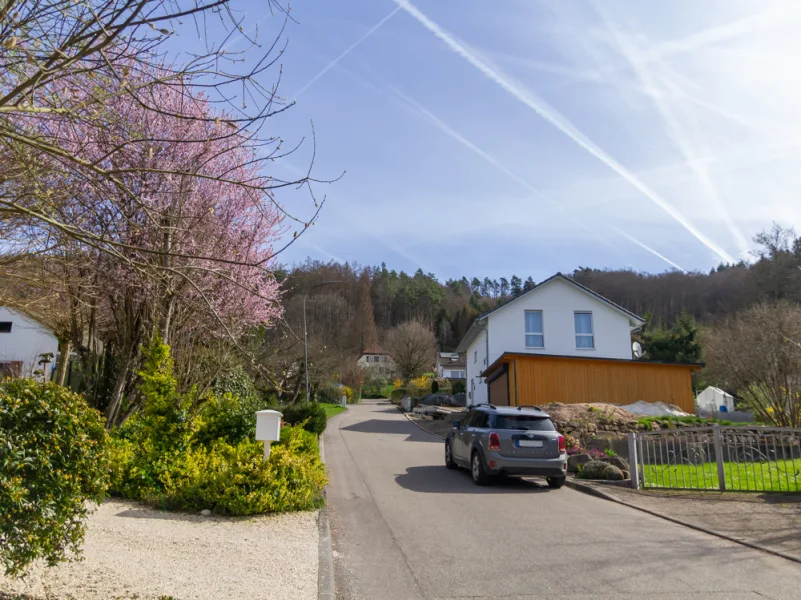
[695,386,736,413]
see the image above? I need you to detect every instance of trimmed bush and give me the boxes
[192,391,275,447]
[390,388,407,404]
[280,402,328,435]
[109,425,326,515]
[0,379,108,577]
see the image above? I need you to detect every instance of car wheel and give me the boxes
[546,476,566,489]
[445,441,457,470]
[471,450,489,486]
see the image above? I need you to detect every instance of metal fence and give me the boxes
[629,425,801,492]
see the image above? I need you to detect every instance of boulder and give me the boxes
[567,453,592,473]
[622,470,631,480]
[578,460,609,480]
[601,455,630,472]
[200,509,211,517]
[602,464,625,481]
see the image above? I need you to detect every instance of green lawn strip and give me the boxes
[320,403,346,419]
[642,459,801,492]
[636,415,755,428]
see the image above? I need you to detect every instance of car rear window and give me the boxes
[492,415,555,431]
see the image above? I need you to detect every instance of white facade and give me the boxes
[460,276,643,406]
[436,352,466,379]
[696,386,736,413]
[0,307,59,380]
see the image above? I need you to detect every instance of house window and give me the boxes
[575,312,594,349]
[474,350,477,364]
[524,310,544,348]
[0,322,11,333]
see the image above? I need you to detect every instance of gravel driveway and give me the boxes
[1,499,318,600]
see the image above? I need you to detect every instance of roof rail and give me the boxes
[473,403,497,410]
[517,405,544,412]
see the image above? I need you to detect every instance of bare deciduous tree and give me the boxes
[703,300,801,427]
[386,320,436,380]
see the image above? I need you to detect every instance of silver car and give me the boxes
[445,404,567,488]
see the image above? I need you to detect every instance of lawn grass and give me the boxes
[320,403,346,419]
[636,415,750,428]
[642,459,801,492]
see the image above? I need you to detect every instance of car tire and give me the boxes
[445,441,457,470]
[546,476,566,489]
[471,450,489,486]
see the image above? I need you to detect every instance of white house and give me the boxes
[357,342,395,375]
[435,352,466,379]
[456,274,647,406]
[696,386,736,413]
[0,307,59,381]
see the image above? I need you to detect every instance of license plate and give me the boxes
[517,440,543,448]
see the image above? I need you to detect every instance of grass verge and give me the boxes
[320,403,346,419]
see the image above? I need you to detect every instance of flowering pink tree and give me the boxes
[16,70,289,427]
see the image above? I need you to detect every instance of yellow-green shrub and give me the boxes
[109,425,326,515]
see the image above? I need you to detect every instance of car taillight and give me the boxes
[558,435,566,453]
[489,432,501,451]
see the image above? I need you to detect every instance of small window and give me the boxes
[474,350,477,363]
[473,412,490,428]
[524,310,544,348]
[575,312,594,349]
[0,322,11,333]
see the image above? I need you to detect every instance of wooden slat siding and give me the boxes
[489,371,510,406]
[514,355,696,413]
[512,359,519,406]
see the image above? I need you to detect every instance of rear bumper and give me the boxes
[485,453,567,478]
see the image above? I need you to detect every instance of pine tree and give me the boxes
[510,275,522,296]
[523,276,535,292]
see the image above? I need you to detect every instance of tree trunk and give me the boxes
[54,338,72,387]
[104,364,129,429]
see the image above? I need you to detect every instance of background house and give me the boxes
[0,307,59,381]
[435,352,466,379]
[357,342,395,376]
[456,274,701,411]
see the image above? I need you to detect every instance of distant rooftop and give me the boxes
[361,342,388,355]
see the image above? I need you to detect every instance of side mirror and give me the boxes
[452,420,461,429]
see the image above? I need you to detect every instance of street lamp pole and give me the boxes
[303,281,341,403]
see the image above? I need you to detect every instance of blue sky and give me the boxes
[210,0,801,281]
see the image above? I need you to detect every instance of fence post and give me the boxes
[712,424,726,491]
[628,432,640,490]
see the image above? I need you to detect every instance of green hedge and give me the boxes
[0,379,108,577]
[280,402,328,435]
[390,388,406,404]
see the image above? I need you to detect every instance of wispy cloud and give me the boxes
[291,7,402,101]
[591,2,750,258]
[393,0,736,264]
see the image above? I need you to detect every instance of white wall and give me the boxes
[0,307,59,380]
[466,330,489,405]
[486,278,634,362]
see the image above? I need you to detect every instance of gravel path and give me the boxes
[1,499,319,600]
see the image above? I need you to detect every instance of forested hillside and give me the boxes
[282,225,801,353]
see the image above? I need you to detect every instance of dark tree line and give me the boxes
[279,225,801,357]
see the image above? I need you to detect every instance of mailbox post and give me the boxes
[255,409,282,460]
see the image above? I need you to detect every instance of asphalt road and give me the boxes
[325,403,801,600]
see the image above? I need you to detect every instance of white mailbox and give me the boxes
[255,409,282,460]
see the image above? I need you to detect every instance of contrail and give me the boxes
[388,86,688,271]
[291,7,402,100]
[593,3,750,257]
[609,226,687,273]
[393,0,735,264]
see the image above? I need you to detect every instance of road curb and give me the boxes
[565,479,801,566]
[404,413,445,440]
[317,435,336,600]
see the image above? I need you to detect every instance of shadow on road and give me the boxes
[395,465,554,494]
[341,419,440,443]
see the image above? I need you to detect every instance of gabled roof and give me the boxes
[361,342,388,356]
[455,273,645,353]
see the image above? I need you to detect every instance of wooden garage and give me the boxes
[482,352,701,413]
